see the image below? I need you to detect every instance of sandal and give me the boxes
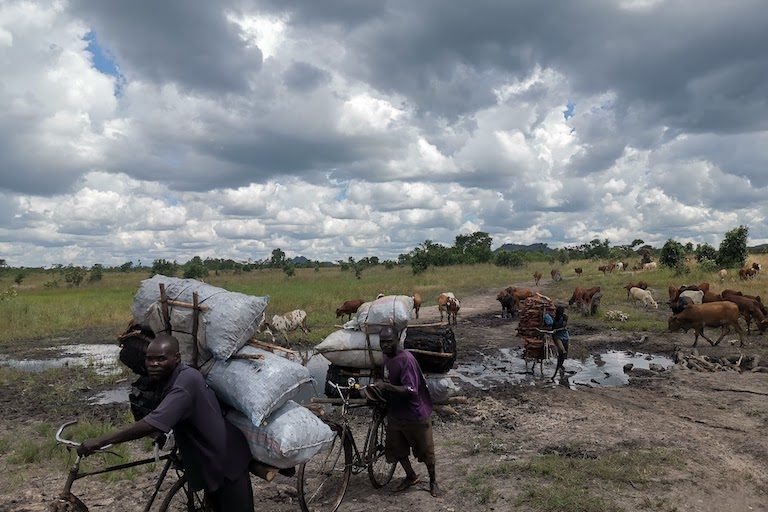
[394,476,421,492]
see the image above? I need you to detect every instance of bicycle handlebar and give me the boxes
[55,421,112,451]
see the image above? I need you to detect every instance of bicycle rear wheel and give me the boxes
[365,411,396,488]
[297,424,352,512]
[158,476,211,512]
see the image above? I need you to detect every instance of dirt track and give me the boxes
[2,284,768,512]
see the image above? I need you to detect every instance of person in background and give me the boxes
[78,334,254,511]
[544,305,570,383]
[375,326,440,497]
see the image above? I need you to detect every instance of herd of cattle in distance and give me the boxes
[257,291,462,343]
[497,261,766,350]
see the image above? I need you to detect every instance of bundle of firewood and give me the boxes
[516,294,555,339]
[675,352,743,372]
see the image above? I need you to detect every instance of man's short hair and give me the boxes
[151,333,180,353]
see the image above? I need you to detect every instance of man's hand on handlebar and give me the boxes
[77,438,102,457]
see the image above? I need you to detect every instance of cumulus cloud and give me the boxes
[2,0,768,266]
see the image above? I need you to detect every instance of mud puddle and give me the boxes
[451,348,673,390]
[0,344,122,375]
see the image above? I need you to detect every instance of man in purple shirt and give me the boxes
[78,334,253,511]
[374,326,440,497]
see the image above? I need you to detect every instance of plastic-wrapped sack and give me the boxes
[132,275,269,361]
[144,302,212,366]
[226,401,334,469]
[315,329,405,368]
[206,346,313,426]
[424,374,459,404]
[357,295,414,332]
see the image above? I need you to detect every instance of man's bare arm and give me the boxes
[77,420,159,456]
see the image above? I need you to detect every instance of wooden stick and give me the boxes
[249,461,279,482]
[191,292,199,368]
[311,397,369,405]
[166,299,209,311]
[159,284,172,334]
[408,322,445,327]
[711,387,768,396]
[405,348,454,358]
[230,354,265,361]
[249,339,298,355]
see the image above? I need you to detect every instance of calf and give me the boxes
[533,271,543,286]
[574,267,583,276]
[335,299,365,321]
[412,292,423,319]
[752,262,762,274]
[497,290,517,319]
[438,292,456,322]
[718,269,727,281]
[721,292,768,333]
[551,269,562,282]
[739,267,757,280]
[630,287,658,309]
[259,309,311,343]
[624,281,648,299]
[678,290,704,304]
[445,297,460,325]
[668,302,745,347]
[642,262,657,271]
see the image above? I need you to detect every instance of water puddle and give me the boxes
[0,344,121,376]
[88,386,130,405]
[451,348,674,390]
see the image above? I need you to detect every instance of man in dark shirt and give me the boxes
[374,326,440,497]
[78,334,253,511]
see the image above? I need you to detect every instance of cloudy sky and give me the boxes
[1,0,767,267]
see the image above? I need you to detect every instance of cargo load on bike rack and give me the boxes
[122,276,334,469]
[516,294,556,366]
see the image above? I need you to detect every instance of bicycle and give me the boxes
[50,420,210,512]
[296,379,396,512]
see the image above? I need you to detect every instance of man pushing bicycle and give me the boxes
[374,326,441,498]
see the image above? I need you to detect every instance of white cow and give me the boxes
[259,309,310,343]
[437,292,456,322]
[678,290,704,304]
[718,269,727,282]
[629,287,658,309]
[642,262,657,271]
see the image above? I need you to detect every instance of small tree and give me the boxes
[89,264,104,283]
[64,265,87,287]
[695,243,718,263]
[14,272,24,285]
[151,259,178,277]
[183,257,209,279]
[717,225,748,268]
[495,250,524,268]
[270,248,286,268]
[411,251,429,274]
[660,239,686,269]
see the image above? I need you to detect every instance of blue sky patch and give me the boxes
[563,101,575,120]
[83,31,125,96]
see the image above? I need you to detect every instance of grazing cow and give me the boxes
[718,269,727,281]
[335,299,365,321]
[497,290,516,319]
[721,291,768,333]
[697,282,711,293]
[598,264,616,275]
[668,302,745,347]
[533,271,543,286]
[569,287,585,307]
[702,291,723,303]
[722,291,767,316]
[630,287,658,309]
[571,286,601,315]
[551,269,562,282]
[445,296,460,325]
[642,262,657,271]
[412,292,423,319]
[574,267,583,276]
[668,285,680,302]
[739,267,757,280]
[259,309,310,343]
[624,281,648,299]
[752,262,762,274]
[437,292,456,322]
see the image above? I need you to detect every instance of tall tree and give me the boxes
[717,225,749,268]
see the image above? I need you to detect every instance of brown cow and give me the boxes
[568,286,585,306]
[437,292,456,322]
[445,296,460,326]
[412,292,423,319]
[668,302,745,347]
[721,292,768,333]
[702,291,722,303]
[551,269,562,282]
[571,286,601,315]
[497,290,516,319]
[720,290,767,314]
[574,267,583,276]
[697,282,711,293]
[533,271,543,286]
[335,299,365,321]
[739,267,757,280]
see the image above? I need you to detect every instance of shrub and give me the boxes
[660,239,686,269]
[717,225,748,268]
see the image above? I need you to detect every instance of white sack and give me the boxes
[315,329,405,368]
[358,295,414,332]
[424,374,459,404]
[132,275,269,361]
[227,401,334,469]
[206,346,313,426]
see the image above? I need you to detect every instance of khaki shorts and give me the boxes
[385,416,435,465]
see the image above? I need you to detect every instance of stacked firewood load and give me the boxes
[517,294,556,344]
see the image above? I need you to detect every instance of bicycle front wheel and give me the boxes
[297,424,352,512]
[365,411,396,488]
[158,476,211,512]
[49,493,89,512]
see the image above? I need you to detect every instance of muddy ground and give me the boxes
[1,283,768,512]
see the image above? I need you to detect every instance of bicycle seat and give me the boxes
[361,385,387,405]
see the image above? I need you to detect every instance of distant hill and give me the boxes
[290,256,312,265]
[748,244,768,253]
[495,243,554,253]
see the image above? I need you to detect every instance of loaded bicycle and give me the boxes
[297,378,395,512]
[50,421,209,511]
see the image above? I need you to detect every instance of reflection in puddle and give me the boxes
[0,344,121,376]
[89,387,130,405]
[452,349,674,390]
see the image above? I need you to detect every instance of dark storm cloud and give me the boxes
[69,0,261,93]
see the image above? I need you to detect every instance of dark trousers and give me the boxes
[207,471,254,512]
